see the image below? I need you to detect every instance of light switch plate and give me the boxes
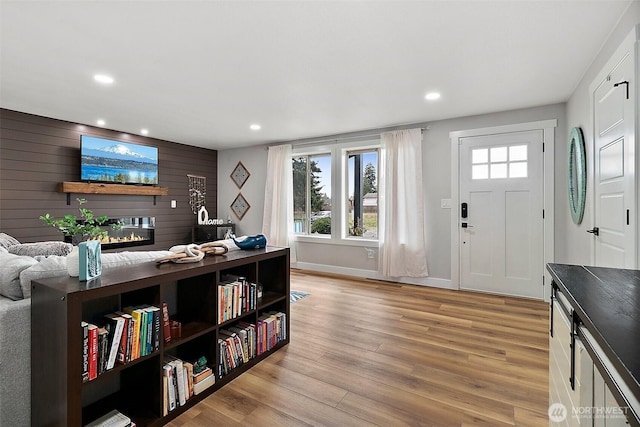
[441,198,452,209]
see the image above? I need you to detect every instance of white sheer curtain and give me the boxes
[379,128,428,277]
[262,144,295,260]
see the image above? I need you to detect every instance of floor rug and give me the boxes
[290,290,310,303]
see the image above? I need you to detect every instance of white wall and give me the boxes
[216,0,639,283]
[561,1,639,265]
[218,103,565,284]
[426,104,566,280]
[217,145,268,236]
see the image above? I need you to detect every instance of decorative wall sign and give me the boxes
[231,193,250,220]
[231,161,250,189]
[197,206,224,225]
[188,174,206,215]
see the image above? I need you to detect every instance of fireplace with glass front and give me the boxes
[64,217,155,250]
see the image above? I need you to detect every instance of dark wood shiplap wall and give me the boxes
[0,109,217,251]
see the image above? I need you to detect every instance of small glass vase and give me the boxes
[66,246,80,277]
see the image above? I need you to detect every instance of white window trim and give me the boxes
[292,139,380,244]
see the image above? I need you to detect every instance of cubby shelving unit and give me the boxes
[31,247,290,427]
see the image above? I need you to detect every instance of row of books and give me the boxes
[257,311,287,354]
[218,280,258,323]
[82,304,164,382]
[162,356,215,415]
[218,323,256,377]
[218,311,287,378]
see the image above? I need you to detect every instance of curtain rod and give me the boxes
[269,125,430,149]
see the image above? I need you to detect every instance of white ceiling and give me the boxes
[0,0,633,150]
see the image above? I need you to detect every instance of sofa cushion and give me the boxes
[18,251,173,299]
[0,233,20,250]
[101,251,173,269]
[19,255,68,299]
[0,253,38,300]
[8,241,73,257]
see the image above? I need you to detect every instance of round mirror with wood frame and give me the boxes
[568,126,586,224]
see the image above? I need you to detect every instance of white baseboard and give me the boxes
[292,261,456,290]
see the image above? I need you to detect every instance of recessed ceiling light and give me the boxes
[141,129,149,135]
[425,92,441,101]
[96,119,106,126]
[250,124,261,131]
[93,74,114,84]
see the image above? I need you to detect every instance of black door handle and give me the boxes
[586,227,599,236]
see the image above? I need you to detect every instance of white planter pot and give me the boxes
[67,246,80,277]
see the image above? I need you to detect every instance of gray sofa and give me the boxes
[0,234,171,426]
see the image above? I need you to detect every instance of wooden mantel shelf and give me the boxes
[59,182,169,196]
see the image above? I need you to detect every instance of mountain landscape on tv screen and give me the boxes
[81,140,158,185]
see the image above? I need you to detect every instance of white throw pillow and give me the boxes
[101,251,173,270]
[18,251,173,299]
[0,252,38,300]
[19,255,68,299]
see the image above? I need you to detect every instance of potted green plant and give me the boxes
[40,198,123,277]
[40,198,123,245]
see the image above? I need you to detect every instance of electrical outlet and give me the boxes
[365,248,375,259]
[441,198,452,209]
[171,200,177,208]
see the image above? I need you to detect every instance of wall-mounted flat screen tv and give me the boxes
[81,136,158,185]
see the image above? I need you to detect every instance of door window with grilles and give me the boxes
[472,144,528,180]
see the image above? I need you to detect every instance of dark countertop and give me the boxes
[547,263,640,408]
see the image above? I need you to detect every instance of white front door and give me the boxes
[459,130,544,299]
[592,45,636,268]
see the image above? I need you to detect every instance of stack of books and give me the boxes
[85,409,135,427]
[162,356,214,415]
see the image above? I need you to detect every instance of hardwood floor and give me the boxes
[167,270,550,426]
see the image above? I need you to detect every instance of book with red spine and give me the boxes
[114,313,130,364]
[87,323,98,380]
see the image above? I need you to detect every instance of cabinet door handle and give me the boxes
[569,311,581,391]
[587,227,599,236]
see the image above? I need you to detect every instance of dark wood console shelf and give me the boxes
[31,247,290,427]
[59,182,169,205]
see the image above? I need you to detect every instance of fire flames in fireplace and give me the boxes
[99,217,155,249]
[98,231,147,245]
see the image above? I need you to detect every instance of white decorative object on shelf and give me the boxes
[66,246,80,277]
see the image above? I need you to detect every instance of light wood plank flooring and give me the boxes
[167,270,550,426]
